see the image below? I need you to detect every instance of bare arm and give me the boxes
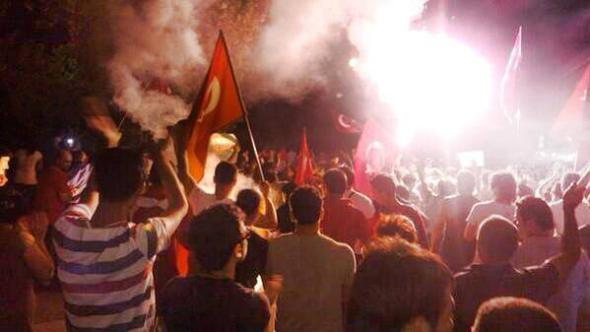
[18,213,54,285]
[463,205,479,241]
[156,140,189,222]
[254,182,278,230]
[431,201,447,253]
[547,182,583,282]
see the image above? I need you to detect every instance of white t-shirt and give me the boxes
[512,236,590,332]
[549,200,590,235]
[466,200,516,230]
[345,189,375,219]
[188,186,233,216]
[267,233,356,332]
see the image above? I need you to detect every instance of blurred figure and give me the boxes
[550,172,590,234]
[432,170,479,272]
[322,169,370,251]
[67,149,93,203]
[34,149,73,224]
[276,182,296,234]
[370,174,429,248]
[235,189,271,289]
[347,238,454,332]
[0,148,54,331]
[464,172,517,241]
[12,145,42,209]
[340,166,375,219]
[472,297,561,332]
[0,149,10,187]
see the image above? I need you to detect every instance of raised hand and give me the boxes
[563,182,585,209]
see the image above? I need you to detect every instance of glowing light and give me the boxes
[351,4,492,145]
[348,57,359,69]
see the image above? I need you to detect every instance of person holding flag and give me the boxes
[174,31,265,276]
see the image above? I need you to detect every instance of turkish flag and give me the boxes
[353,119,398,196]
[185,32,244,182]
[553,64,590,136]
[294,128,314,185]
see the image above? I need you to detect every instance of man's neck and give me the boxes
[91,201,131,228]
[197,261,236,280]
[295,223,320,235]
[494,198,512,205]
[326,193,343,200]
[214,187,229,200]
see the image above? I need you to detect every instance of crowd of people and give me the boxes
[1,129,590,332]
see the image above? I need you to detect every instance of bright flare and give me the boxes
[355,29,492,145]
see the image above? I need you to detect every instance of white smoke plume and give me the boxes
[108,0,206,138]
[106,0,428,136]
[252,0,427,100]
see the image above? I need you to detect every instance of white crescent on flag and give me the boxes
[198,77,221,123]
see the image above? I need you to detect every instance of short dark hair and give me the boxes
[348,238,453,331]
[473,297,561,332]
[324,168,347,195]
[477,216,519,263]
[371,174,396,195]
[95,148,144,202]
[289,186,323,225]
[375,215,418,243]
[214,161,237,185]
[490,172,516,201]
[236,189,261,216]
[517,196,554,231]
[188,204,247,271]
[340,166,355,187]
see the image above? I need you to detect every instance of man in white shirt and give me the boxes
[181,161,237,217]
[267,186,356,332]
[340,166,375,219]
[464,172,517,241]
[512,196,590,332]
[549,172,590,234]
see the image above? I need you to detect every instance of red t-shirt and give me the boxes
[321,196,371,249]
[34,166,70,224]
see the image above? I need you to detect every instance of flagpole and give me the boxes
[219,30,265,182]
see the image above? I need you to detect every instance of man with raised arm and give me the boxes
[52,139,188,331]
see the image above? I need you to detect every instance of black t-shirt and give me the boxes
[235,231,269,289]
[453,263,560,332]
[159,276,271,332]
[277,203,295,234]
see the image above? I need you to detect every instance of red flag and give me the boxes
[330,109,362,134]
[500,26,523,123]
[294,128,314,185]
[185,32,244,182]
[353,119,398,196]
[553,64,590,135]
